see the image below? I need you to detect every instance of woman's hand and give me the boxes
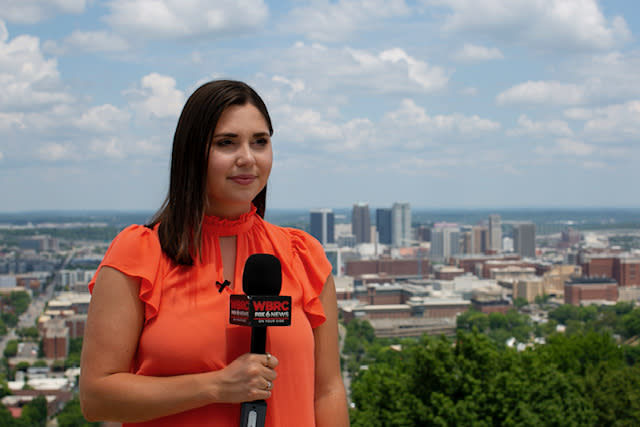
[212,352,279,403]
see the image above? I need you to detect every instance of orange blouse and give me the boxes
[88,206,332,426]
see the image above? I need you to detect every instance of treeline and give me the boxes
[346,303,640,426]
[1,226,122,244]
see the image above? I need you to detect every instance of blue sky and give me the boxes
[1,0,639,212]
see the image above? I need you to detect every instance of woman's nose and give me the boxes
[236,142,255,166]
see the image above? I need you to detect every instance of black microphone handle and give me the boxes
[251,326,267,354]
[241,326,268,427]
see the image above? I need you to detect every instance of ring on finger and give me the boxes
[265,352,272,365]
[265,380,272,391]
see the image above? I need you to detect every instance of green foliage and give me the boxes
[513,297,528,308]
[350,331,607,426]
[65,338,83,369]
[8,291,31,315]
[17,327,40,340]
[56,398,100,427]
[1,313,18,328]
[20,395,48,427]
[457,308,533,345]
[15,361,30,372]
[0,318,7,336]
[3,340,18,358]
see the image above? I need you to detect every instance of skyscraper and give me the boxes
[392,202,411,247]
[488,214,502,252]
[376,208,392,245]
[471,225,488,254]
[310,209,334,245]
[430,223,461,261]
[351,203,371,244]
[513,223,536,258]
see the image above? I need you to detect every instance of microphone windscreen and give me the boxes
[242,253,282,296]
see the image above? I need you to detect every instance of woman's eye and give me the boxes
[254,138,269,146]
[217,139,233,147]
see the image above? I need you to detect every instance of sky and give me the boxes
[1,0,639,212]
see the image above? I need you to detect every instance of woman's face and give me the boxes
[205,103,273,218]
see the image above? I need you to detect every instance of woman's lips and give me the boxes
[229,175,256,185]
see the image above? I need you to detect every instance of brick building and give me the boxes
[580,254,640,287]
[434,265,465,280]
[43,320,69,359]
[564,277,618,306]
[345,258,429,278]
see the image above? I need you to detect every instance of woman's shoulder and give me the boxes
[109,224,161,255]
[259,220,323,252]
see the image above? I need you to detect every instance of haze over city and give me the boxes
[1,0,639,212]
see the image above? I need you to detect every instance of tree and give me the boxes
[56,398,100,427]
[20,395,48,427]
[3,340,18,358]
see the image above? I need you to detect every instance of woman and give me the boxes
[79,80,350,426]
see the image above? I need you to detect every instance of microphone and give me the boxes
[243,254,282,354]
[230,254,290,427]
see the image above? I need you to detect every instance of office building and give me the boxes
[391,202,411,247]
[471,226,488,254]
[513,223,536,258]
[564,277,618,306]
[352,203,371,244]
[376,208,392,245]
[430,223,461,262]
[488,214,502,252]
[310,209,334,245]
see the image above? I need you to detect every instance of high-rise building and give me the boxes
[376,208,392,245]
[391,202,411,247]
[488,214,502,252]
[310,209,334,245]
[430,223,461,261]
[513,223,536,258]
[351,203,371,244]
[471,225,488,254]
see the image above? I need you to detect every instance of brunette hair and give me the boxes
[148,80,273,265]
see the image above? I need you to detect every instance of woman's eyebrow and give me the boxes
[212,131,270,138]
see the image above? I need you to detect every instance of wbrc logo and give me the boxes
[229,295,292,327]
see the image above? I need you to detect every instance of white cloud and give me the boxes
[555,138,594,156]
[272,75,305,100]
[276,43,450,95]
[496,81,586,106]
[89,137,126,159]
[425,0,631,51]
[0,0,86,24]
[283,0,409,42]
[453,43,504,62]
[0,31,73,110]
[460,87,478,96]
[385,99,501,136]
[0,19,7,42]
[37,142,77,161]
[0,112,25,131]
[47,30,131,54]
[105,0,268,40]
[127,73,185,119]
[583,160,606,169]
[579,100,640,142]
[74,104,131,133]
[273,97,500,158]
[507,115,573,137]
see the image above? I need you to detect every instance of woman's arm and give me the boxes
[313,274,350,427]
[79,266,278,423]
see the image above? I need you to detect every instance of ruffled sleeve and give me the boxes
[289,229,333,329]
[88,224,163,324]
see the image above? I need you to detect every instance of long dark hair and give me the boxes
[148,80,273,265]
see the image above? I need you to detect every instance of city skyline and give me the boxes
[1,1,639,212]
